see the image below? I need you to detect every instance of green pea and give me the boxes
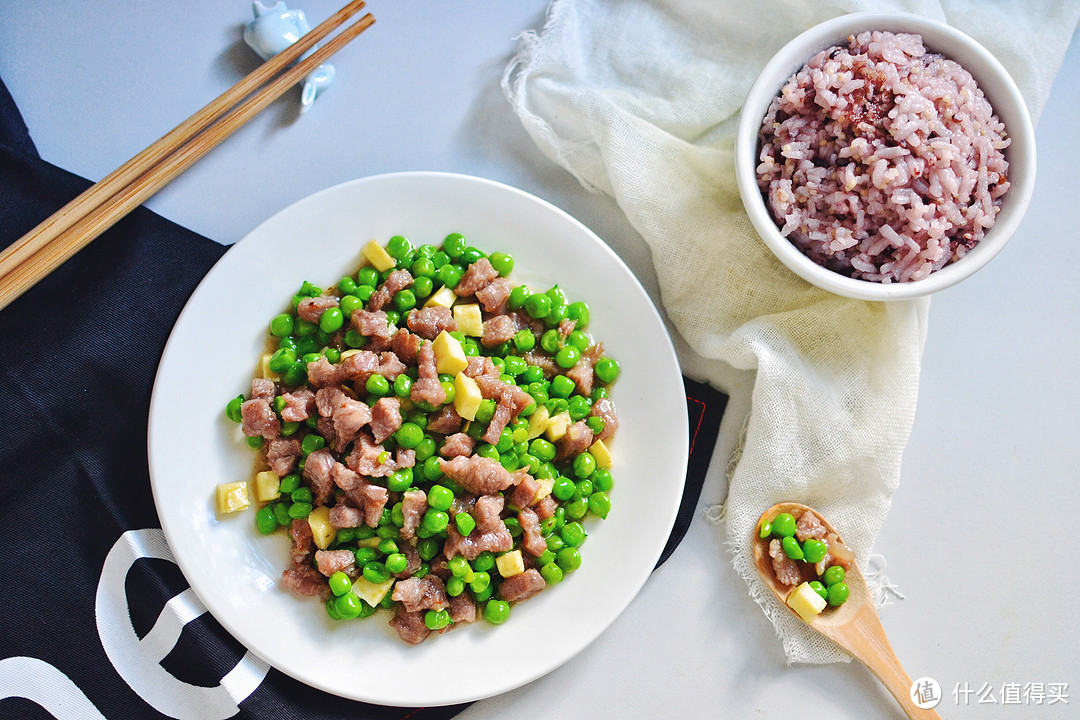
[540,329,562,354]
[386,235,412,260]
[489,252,514,276]
[555,345,581,369]
[366,374,390,397]
[377,538,399,556]
[568,395,592,421]
[302,352,322,367]
[560,521,587,548]
[356,266,379,288]
[273,502,291,527]
[324,348,341,364]
[474,398,496,425]
[325,597,341,620]
[411,256,436,279]
[572,452,596,479]
[424,608,452,631]
[395,422,424,449]
[455,512,476,536]
[301,434,325,456]
[392,373,412,399]
[540,562,564,585]
[521,364,544,384]
[421,455,444,482]
[781,535,804,560]
[446,576,465,597]
[585,416,606,435]
[384,310,401,327]
[255,506,277,535]
[269,313,294,338]
[363,561,390,585]
[530,438,556,463]
[472,551,495,572]
[524,293,551,319]
[803,538,828,564]
[469,571,491,594]
[329,571,352,597]
[414,436,437,463]
[475,443,499,461]
[344,329,367,349]
[413,276,434,298]
[503,518,522,537]
[443,233,467,258]
[246,435,265,449]
[483,600,511,625]
[385,553,408,575]
[552,476,575,502]
[291,487,312,504]
[823,565,846,588]
[393,289,416,313]
[588,491,611,519]
[268,347,297,373]
[595,357,620,383]
[512,329,536,354]
[770,513,797,538]
[437,263,463,290]
[428,485,454,512]
[566,301,590,328]
[417,537,439,562]
[225,394,244,423]
[390,501,405,528]
[565,497,588,520]
[550,375,575,399]
[546,534,565,553]
[337,527,357,543]
[591,468,613,493]
[449,556,471,578]
[591,387,609,401]
[319,307,344,333]
[387,468,413,493]
[827,582,850,607]
[758,521,772,539]
[545,398,569,417]
[555,547,582,572]
[544,301,567,328]
[422,509,449,534]
[288,502,313,519]
[527,382,549,404]
[809,581,829,602]
[460,246,484,264]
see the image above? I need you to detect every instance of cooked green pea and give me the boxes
[337,527,357,543]
[595,357,620,383]
[552,476,575,501]
[299,281,322,297]
[386,235,412,260]
[268,347,297,373]
[566,301,590,328]
[279,473,300,494]
[356,266,379,288]
[288,502,313,519]
[393,373,413,399]
[387,468,413,493]
[413,276,434,298]
[568,395,592,421]
[324,348,341,364]
[555,345,580,369]
[540,329,561,353]
[295,318,317,337]
[393,289,416,313]
[588,491,611,519]
[550,375,574,398]
[225,394,244,423]
[483,599,510,625]
[555,547,582,572]
[443,233,466,258]
[560,521,587,548]
[391,502,406,527]
[417,537,439,562]
[255,506,277,535]
[520,364,543,384]
[363,561,390,584]
[524,293,551,319]
[823,565,846,587]
[546,534,564,553]
[781,535,804,560]
[803,538,828,564]
[302,352,322,366]
[269,313,294,338]
[503,518,522,537]
[574,478,593,499]
[572,452,596,478]
[338,294,361,317]
[329,571,352,597]
[544,301,567,328]
[461,337,479,357]
[591,468,613,493]
[344,329,367,349]
[365,374,390,397]
[446,576,465,597]
[385,553,408,575]
[395,422,424,449]
[273,502,291,527]
[460,246,484,264]
[325,597,341,620]
[455,512,476,536]
[527,382,549,404]
[475,443,499,460]
[827,582,849,607]
[565,496,588,520]
[422,509,449,534]
[472,552,495,573]
[540,562,563,585]
[485,251,512,276]
[809,581,829,602]
[414,436,437,463]
[511,329,536,354]
[319,307,344,333]
[770,513,797,538]
[530,438,556,463]
[377,537,399,555]
[758,521,772,539]
[421,455,444,482]
[291,487,312,504]
[437,263,464,289]
[474,398,496,425]
[469,571,491,594]
[301,434,325,456]
[428,485,454,512]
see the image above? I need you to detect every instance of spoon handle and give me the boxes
[828,604,943,720]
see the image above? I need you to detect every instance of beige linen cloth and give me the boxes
[503,0,1079,662]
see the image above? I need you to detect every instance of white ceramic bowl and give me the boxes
[735,12,1036,301]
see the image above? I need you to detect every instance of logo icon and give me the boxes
[911,677,942,709]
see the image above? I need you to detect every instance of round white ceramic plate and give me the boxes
[148,172,688,707]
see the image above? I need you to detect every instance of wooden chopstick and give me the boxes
[0,3,374,311]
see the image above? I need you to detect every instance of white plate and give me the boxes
[148,172,688,706]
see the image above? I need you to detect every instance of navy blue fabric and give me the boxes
[0,74,725,718]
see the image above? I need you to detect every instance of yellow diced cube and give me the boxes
[253,471,281,503]
[259,353,278,381]
[453,303,484,337]
[527,404,550,440]
[425,285,457,309]
[545,411,571,442]
[362,239,396,272]
[433,331,468,375]
[307,506,336,550]
[356,536,381,549]
[215,481,250,515]
[495,549,525,578]
[787,581,827,623]
[453,372,483,421]
[589,439,613,469]
[534,477,554,502]
[352,576,395,606]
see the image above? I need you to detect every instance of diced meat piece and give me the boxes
[393,542,422,580]
[359,483,388,528]
[395,447,416,469]
[282,565,330,602]
[524,350,559,378]
[391,328,423,365]
[557,317,577,337]
[440,433,475,458]
[297,295,338,323]
[315,386,344,418]
[264,436,302,476]
[796,510,828,542]
[510,475,541,510]
[339,350,380,384]
[475,277,512,314]
[389,606,430,645]
[303,448,336,505]
[566,357,596,397]
[535,494,557,520]
[407,305,457,340]
[316,417,337,450]
[289,519,315,565]
[481,314,521,348]
[769,538,804,587]
[392,575,449,613]
[306,356,345,388]
[826,532,856,568]
[411,341,446,406]
[498,568,546,602]
[481,401,512,445]
[556,420,594,461]
[518,508,547,557]
[240,399,280,439]
[377,351,406,380]
[346,432,396,478]
[455,258,499,297]
[369,269,414,312]
[447,592,478,625]
[443,495,513,560]
[329,503,363,529]
[280,388,317,422]
[428,557,451,580]
[426,405,462,435]
[400,489,428,540]
[331,462,363,492]
[439,456,517,495]
[315,549,356,578]
[464,355,499,379]
[331,396,372,448]
[369,397,402,443]
[475,374,533,415]
[590,397,619,442]
[352,310,395,352]
[473,494,505,534]
[250,378,276,401]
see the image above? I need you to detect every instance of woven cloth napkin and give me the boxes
[503,0,1079,663]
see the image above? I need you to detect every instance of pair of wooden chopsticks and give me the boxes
[0,1,375,312]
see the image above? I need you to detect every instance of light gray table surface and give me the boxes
[3,2,1077,718]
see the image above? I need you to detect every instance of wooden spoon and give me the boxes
[753,502,942,720]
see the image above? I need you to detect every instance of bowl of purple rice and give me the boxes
[735,13,1036,301]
